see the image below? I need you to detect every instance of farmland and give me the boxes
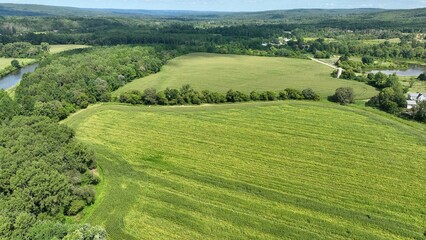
[49,44,90,54]
[114,53,377,100]
[64,101,426,240]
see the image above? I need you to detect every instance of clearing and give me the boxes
[114,53,377,99]
[49,44,91,54]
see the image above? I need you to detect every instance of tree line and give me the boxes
[118,85,320,105]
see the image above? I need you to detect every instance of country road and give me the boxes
[310,57,338,69]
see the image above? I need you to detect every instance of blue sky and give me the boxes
[1,0,426,11]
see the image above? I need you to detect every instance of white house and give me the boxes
[407,92,426,109]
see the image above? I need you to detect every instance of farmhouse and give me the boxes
[407,92,426,109]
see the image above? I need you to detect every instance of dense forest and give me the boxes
[15,46,175,120]
[0,92,105,238]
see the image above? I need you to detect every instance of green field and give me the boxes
[362,38,401,45]
[49,44,90,54]
[0,58,34,70]
[114,53,377,99]
[64,101,426,240]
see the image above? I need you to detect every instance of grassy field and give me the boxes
[361,38,401,45]
[114,53,377,100]
[0,58,34,70]
[64,101,426,240]
[49,44,90,54]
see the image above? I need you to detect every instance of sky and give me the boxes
[1,0,426,11]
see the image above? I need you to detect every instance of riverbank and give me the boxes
[0,59,38,78]
[0,62,39,90]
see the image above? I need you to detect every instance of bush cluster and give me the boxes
[118,85,321,105]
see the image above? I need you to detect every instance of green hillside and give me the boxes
[114,53,377,100]
[64,101,426,239]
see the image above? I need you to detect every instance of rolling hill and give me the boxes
[64,101,426,239]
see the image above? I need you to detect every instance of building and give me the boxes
[407,92,426,109]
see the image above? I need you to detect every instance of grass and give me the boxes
[0,58,34,70]
[361,38,401,45]
[64,101,426,240]
[114,53,377,100]
[49,44,91,54]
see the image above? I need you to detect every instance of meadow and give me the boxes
[64,101,426,240]
[114,53,377,100]
[49,44,90,54]
[0,57,34,70]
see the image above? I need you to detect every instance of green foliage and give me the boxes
[333,87,355,105]
[0,42,42,58]
[413,101,426,122]
[119,85,319,105]
[302,88,321,101]
[361,56,374,65]
[63,224,107,240]
[314,50,331,59]
[66,200,86,216]
[15,46,171,119]
[41,42,50,52]
[0,116,99,238]
[367,74,406,115]
[339,70,357,80]
[27,221,106,240]
[0,89,21,123]
[10,59,21,68]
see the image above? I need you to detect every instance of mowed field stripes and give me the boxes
[63,101,426,240]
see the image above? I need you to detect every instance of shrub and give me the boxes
[333,87,354,105]
[285,88,303,100]
[361,56,374,65]
[66,200,86,216]
[302,88,320,101]
[250,91,260,101]
[11,59,21,69]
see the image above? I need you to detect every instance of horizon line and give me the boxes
[1,2,425,13]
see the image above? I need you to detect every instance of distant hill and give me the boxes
[0,3,425,24]
[0,3,222,17]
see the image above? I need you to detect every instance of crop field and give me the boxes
[64,101,426,240]
[49,44,90,54]
[114,53,377,100]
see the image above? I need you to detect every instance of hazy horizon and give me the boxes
[0,0,426,12]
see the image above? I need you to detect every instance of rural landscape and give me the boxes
[0,1,425,239]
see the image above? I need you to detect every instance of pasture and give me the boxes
[64,101,426,240]
[0,58,34,70]
[49,44,90,54]
[114,53,377,100]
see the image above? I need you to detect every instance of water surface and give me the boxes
[370,64,426,77]
[0,63,39,90]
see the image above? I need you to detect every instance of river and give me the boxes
[0,63,39,90]
[369,64,426,77]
